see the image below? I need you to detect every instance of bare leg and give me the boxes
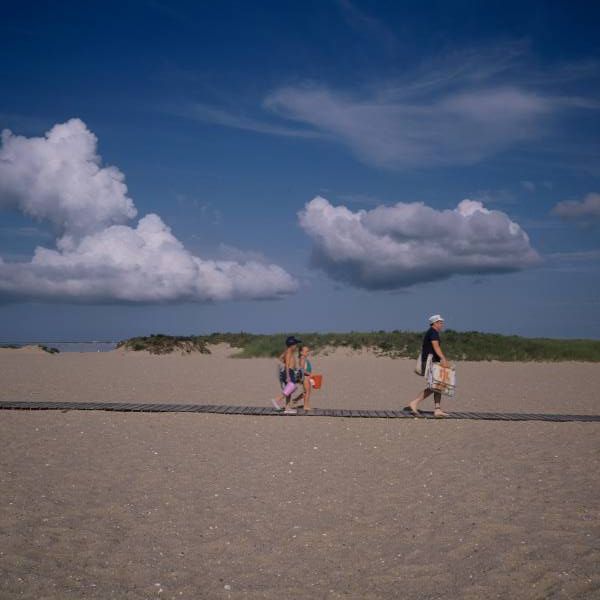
[409,389,432,414]
[433,392,449,417]
[283,394,297,414]
[271,392,285,410]
[303,380,312,410]
[290,392,304,406]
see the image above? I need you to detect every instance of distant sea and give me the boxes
[1,342,117,352]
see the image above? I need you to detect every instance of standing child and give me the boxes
[270,350,287,411]
[270,336,301,414]
[294,345,314,411]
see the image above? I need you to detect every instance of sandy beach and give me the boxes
[1,347,599,599]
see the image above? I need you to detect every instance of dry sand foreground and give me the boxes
[1,347,599,599]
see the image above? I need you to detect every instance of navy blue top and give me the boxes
[422,327,441,372]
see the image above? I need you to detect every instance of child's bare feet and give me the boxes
[434,408,449,418]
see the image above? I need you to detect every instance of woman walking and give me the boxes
[406,314,450,418]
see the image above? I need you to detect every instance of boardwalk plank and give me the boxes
[1,401,599,422]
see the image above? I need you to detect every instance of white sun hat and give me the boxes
[428,314,445,324]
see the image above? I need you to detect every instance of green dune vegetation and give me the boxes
[116,335,211,355]
[117,331,600,362]
[38,345,60,354]
[0,344,60,353]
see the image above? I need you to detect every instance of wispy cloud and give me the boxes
[543,249,600,273]
[547,249,600,262]
[170,102,324,139]
[263,40,600,170]
[552,192,600,222]
[334,0,397,52]
[170,41,598,170]
[377,40,531,100]
[265,84,556,169]
[521,181,536,192]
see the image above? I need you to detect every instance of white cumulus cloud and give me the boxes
[552,192,600,222]
[298,196,539,289]
[0,119,297,303]
[0,119,137,237]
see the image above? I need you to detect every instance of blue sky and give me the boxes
[1,0,599,341]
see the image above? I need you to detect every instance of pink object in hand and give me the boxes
[283,381,297,396]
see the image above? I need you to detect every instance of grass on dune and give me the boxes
[117,331,600,362]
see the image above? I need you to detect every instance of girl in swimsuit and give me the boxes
[292,345,313,411]
[299,346,313,411]
[270,336,301,414]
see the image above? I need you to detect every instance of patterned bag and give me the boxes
[427,363,456,397]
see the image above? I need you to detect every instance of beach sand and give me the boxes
[1,347,599,599]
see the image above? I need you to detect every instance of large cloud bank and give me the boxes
[0,119,297,303]
[299,196,539,289]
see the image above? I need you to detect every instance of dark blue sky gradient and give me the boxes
[1,1,599,340]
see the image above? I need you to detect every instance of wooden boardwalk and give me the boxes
[1,400,599,422]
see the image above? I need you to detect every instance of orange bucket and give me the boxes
[310,374,323,389]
